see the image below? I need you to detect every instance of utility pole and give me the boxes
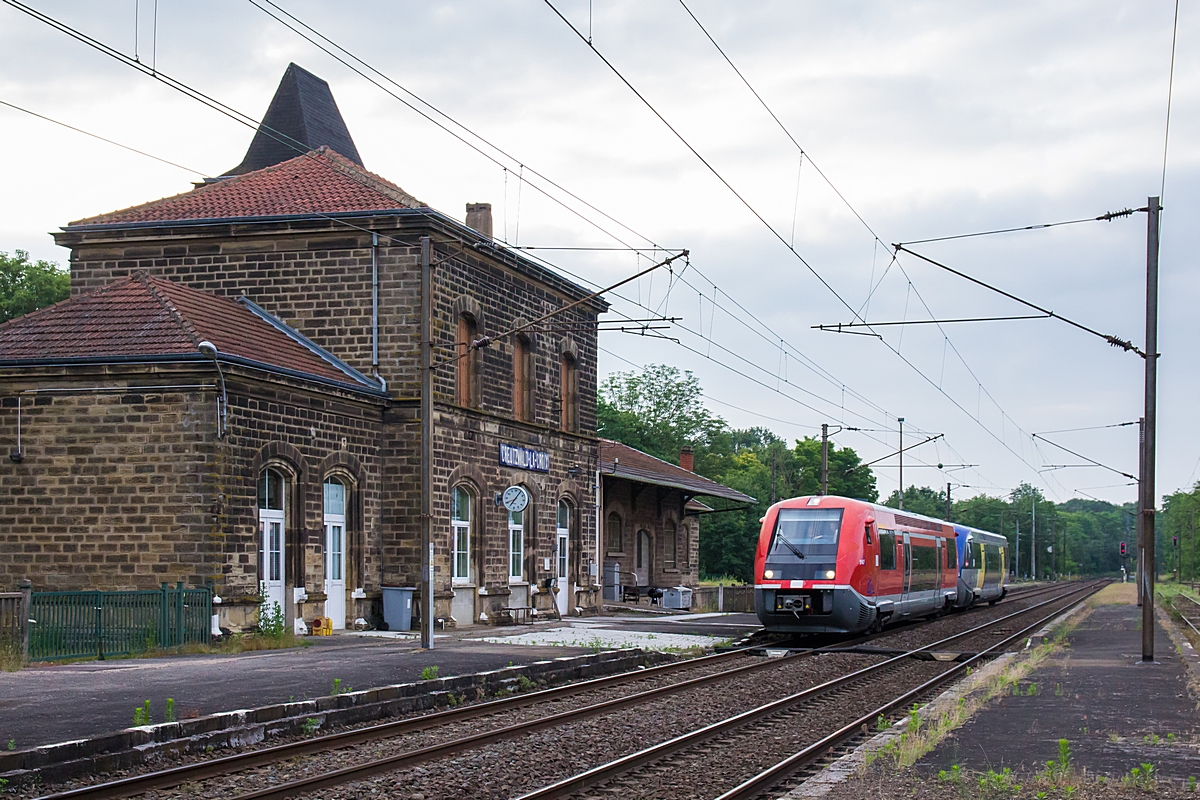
[1015,519,1021,580]
[1052,516,1057,581]
[820,424,829,496]
[1141,196,1160,664]
[1012,520,1022,582]
[1031,495,1037,581]
[770,446,778,505]
[945,482,952,522]
[897,417,905,510]
[1191,507,1196,591]
[420,236,434,650]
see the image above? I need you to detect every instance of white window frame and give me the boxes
[556,500,571,581]
[452,485,473,585]
[509,508,525,582]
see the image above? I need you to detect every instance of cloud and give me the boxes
[0,0,1193,503]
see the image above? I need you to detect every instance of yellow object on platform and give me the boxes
[311,616,333,636]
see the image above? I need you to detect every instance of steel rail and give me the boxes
[33,648,749,800]
[1170,594,1200,638]
[511,581,1101,800]
[715,582,1106,800]
[39,583,1053,800]
[40,630,899,800]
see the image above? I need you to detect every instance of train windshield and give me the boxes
[769,508,843,557]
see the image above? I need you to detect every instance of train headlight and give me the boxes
[764,569,775,579]
[824,570,836,580]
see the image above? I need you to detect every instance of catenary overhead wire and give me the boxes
[1162,0,1180,202]
[894,208,1136,247]
[548,0,1064,499]
[245,0,910,438]
[13,0,980,493]
[0,98,205,175]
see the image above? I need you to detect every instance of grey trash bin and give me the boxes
[381,585,415,631]
[662,586,693,610]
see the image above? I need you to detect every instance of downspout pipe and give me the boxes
[371,233,386,392]
[197,341,227,438]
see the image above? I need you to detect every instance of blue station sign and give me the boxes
[499,442,550,473]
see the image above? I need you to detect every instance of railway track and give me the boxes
[516,580,1103,800]
[32,580,1093,800]
[1170,591,1200,638]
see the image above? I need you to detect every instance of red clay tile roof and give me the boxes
[70,147,422,227]
[599,439,756,505]
[0,274,376,389]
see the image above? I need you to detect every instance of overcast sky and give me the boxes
[1,1,1194,508]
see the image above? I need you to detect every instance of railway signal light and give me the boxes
[1120,541,1127,556]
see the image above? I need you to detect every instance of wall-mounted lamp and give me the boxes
[566,464,583,478]
[198,341,227,439]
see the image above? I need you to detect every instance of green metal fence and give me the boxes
[28,583,212,662]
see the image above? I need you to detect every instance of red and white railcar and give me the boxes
[754,495,959,634]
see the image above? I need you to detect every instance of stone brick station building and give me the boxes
[0,64,750,633]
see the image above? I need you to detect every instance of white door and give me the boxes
[260,510,285,612]
[556,500,571,616]
[634,530,652,586]
[324,479,347,630]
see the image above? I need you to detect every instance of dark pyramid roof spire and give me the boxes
[223,63,363,176]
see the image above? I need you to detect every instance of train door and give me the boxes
[901,534,912,614]
[936,538,944,592]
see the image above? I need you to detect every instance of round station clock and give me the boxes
[502,485,530,513]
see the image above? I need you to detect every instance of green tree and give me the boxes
[597,364,727,469]
[0,250,69,323]
[598,364,878,583]
[883,485,945,518]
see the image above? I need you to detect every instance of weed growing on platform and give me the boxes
[301,717,319,735]
[420,666,439,681]
[257,598,286,639]
[1188,775,1195,792]
[516,674,535,691]
[977,768,1021,797]
[133,700,152,726]
[0,639,22,672]
[331,678,352,695]
[164,698,176,723]
[6,739,13,751]
[1124,762,1157,790]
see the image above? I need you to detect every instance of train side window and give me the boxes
[879,531,896,570]
[864,522,873,545]
[946,539,958,569]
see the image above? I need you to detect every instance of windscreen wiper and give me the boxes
[774,537,805,559]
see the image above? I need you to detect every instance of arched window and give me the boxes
[636,528,648,569]
[606,512,624,556]
[508,507,525,581]
[257,468,287,611]
[560,351,578,432]
[663,519,677,569]
[452,485,474,584]
[513,334,533,422]
[457,313,479,407]
[323,477,347,630]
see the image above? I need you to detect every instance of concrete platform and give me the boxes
[922,585,1200,779]
[0,632,589,750]
[0,611,757,751]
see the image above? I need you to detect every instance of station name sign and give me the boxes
[498,442,550,473]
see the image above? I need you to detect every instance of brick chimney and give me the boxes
[679,445,694,472]
[465,202,493,239]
